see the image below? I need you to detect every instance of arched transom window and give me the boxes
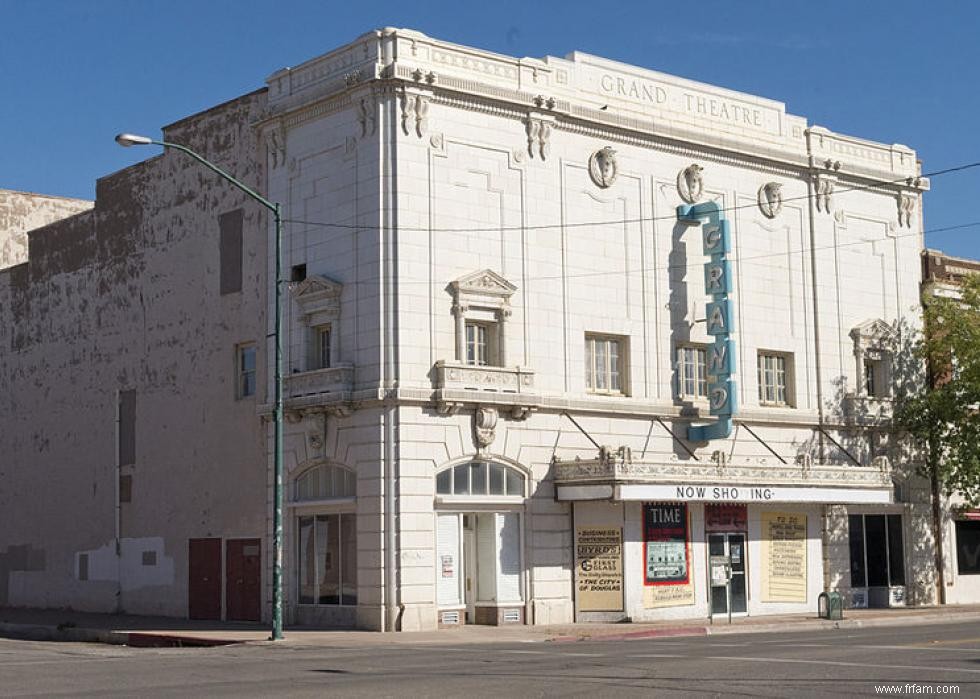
[294,463,355,501]
[436,461,526,497]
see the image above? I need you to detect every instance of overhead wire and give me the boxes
[280,158,980,234]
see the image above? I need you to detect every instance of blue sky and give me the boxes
[3,0,978,258]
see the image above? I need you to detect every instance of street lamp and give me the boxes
[116,132,285,640]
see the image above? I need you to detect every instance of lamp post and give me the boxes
[115,133,285,640]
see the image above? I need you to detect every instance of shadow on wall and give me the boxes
[668,220,698,462]
[0,544,46,606]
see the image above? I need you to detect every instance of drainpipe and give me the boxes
[805,150,826,463]
[114,390,122,614]
[379,43,400,630]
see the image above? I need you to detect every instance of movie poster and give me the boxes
[644,503,689,585]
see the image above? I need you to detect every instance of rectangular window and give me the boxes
[955,520,980,575]
[586,334,627,395]
[757,352,792,406]
[864,357,890,398]
[237,344,256,398]
[219,209,243,295]
[315,326,332,369]
[118,390,136,466]
[465,322,492,366]
[296,513,357,606]
[676,345,708,399]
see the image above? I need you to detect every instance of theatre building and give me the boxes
[0,28,936,631]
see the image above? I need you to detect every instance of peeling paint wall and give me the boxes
[0,190,93,270]
[0,90,270,616]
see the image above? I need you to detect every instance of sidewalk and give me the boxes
[2,604,979,648]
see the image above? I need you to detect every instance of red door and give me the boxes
[188,538,222,620]
[226,538,262,622]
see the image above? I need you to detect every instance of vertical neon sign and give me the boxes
[677,202,737,441]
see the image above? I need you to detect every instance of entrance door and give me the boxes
[226,538,261,622]
[708,533,747,615]
[188,538,222,620]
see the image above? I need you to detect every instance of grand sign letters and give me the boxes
[678,202,738,441]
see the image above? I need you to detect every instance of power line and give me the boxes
[297,219,980,287]
[280,159,980,234]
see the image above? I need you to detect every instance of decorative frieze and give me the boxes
[435,361,535,394]
[552,449,893,490]
[285,364,354,399]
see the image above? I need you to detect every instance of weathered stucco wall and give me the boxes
[0,190,93,270]
[0,89,270,615]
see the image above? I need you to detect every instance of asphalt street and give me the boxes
[1,621,978,697]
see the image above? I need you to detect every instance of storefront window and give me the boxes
[848,514,904,588]
[644,503,689,585]
[956,520,980,575]
[297,513,357,606]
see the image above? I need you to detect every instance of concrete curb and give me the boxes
[0,621,128,646]
[548,610,980,643]
[4,609,980,648]
[0,622,243,648]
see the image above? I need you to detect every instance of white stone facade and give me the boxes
[1,28,937,631]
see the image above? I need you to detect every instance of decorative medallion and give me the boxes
[757,182,783,218]
[588,146,618,188]
[677,164,704,204]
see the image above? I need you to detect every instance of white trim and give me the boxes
[288,496,357,510]
[435,495,525,508]
[556,485,613,501]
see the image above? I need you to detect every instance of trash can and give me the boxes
[817,591,844,620]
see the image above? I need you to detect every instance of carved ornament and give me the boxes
[588,146,618,188]
[897,193,915,228]
[524,117,551,160]
[473,406,498,452]
[757,182,783,218]
[676,164,704,204]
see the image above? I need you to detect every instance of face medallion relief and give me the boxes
[758,182,783,218]
[677,164,704,204]
[589,146,618,188]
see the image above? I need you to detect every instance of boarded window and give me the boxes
[119,390,136,466]
[78,553,89,581]
[219,209,244,295]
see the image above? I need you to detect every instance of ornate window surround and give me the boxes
[449,269,517,367]
[850,319,897,399]
[290,274,342,371]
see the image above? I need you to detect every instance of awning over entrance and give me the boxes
[553,447,894,505]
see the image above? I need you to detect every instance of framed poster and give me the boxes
[644,503,690,585]
[761,511,807,602]
[575,527,624,612]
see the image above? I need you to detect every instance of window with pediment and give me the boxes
[290,274,342,372]
[850,319,896,400]
[449,270,516,367]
